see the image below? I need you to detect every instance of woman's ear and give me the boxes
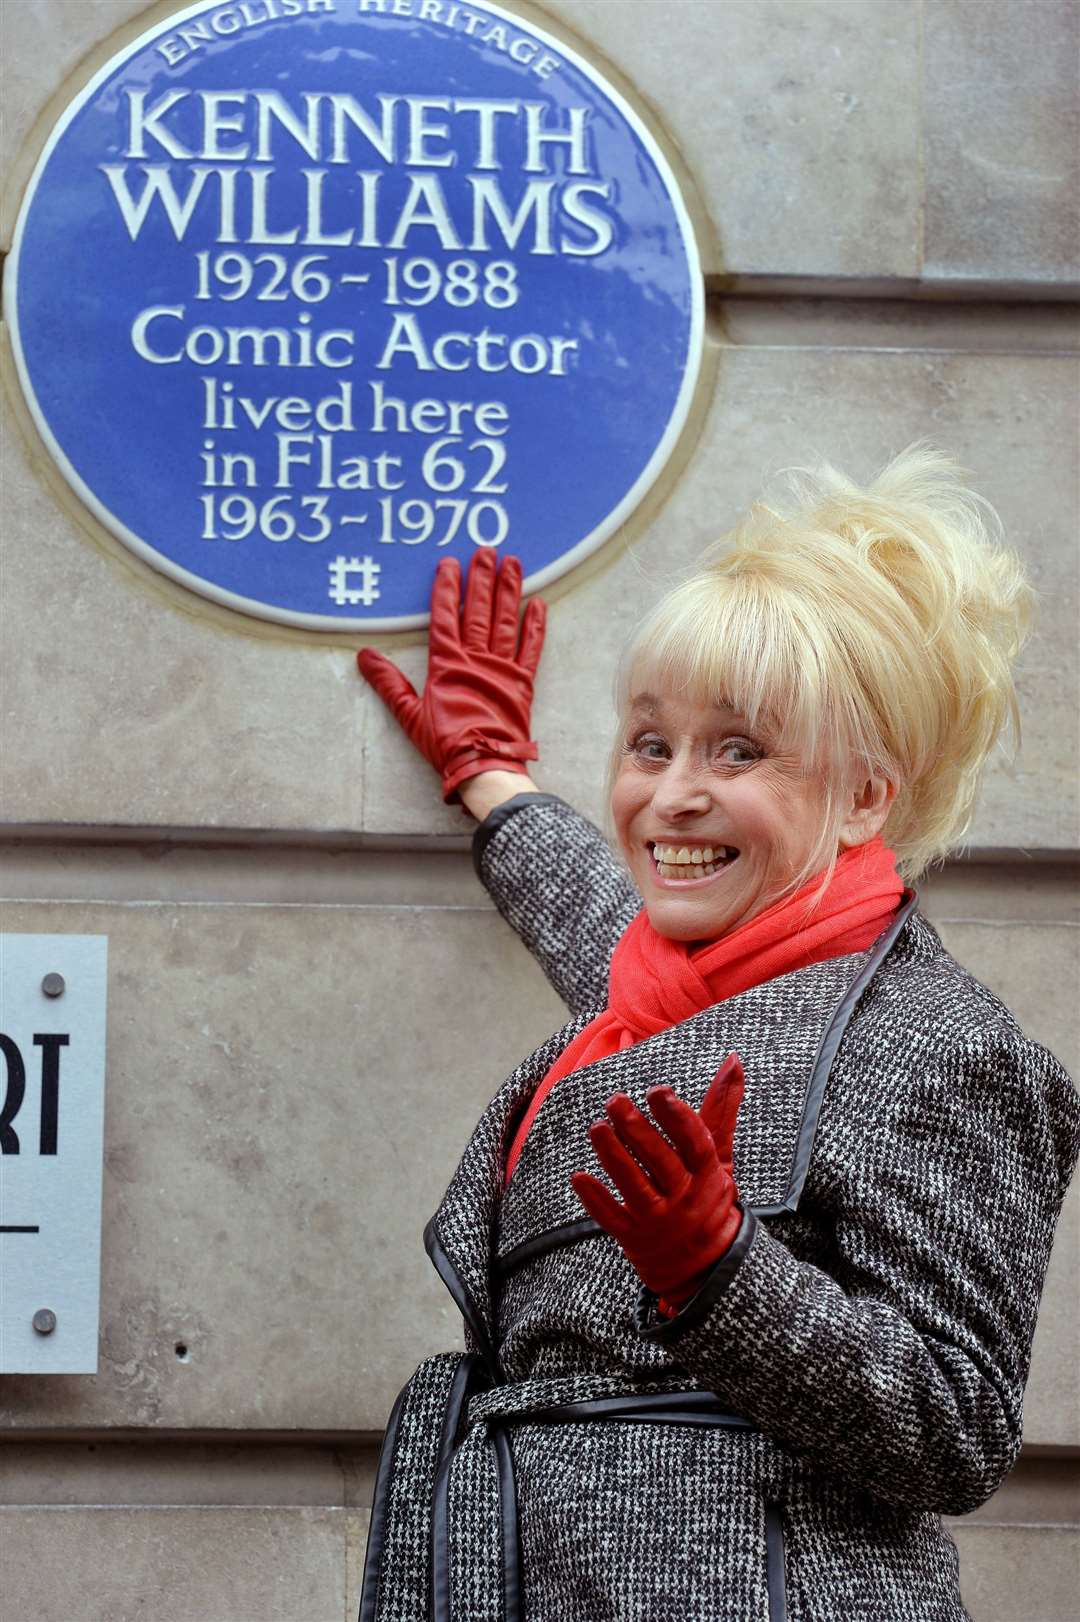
[837,773,897,849]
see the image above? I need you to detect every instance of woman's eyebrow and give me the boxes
[629,693,750,722]
[628,693,661,715]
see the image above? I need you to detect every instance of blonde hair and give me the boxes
[609,444,1033,881]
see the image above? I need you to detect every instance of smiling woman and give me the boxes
[354,445,1079,1622]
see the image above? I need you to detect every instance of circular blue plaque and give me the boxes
[7,0,703,630]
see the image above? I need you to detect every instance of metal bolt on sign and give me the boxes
[32,1310,57,1335]
[41,973,65,998]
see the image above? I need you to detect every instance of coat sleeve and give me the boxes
[638,1026,1080,1516]
[472,793,642,1015]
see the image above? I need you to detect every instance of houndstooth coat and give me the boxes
[360,795,1080,1622]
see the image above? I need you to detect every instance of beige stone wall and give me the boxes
[1,2,1077,1618]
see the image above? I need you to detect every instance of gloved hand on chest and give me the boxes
[570,1053,745,1313]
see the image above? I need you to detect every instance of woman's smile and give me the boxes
[648,841,740,884]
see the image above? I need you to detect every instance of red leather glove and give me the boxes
[570,1054,745,1310]
[356,550,546,803]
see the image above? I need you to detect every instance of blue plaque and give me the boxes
[6,0,703,630]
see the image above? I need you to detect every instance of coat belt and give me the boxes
[468,1384,755,1431]
[432,1374,758,1622]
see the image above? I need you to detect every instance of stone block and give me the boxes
[1,2,150,242]
[2,24,1076,848]
[6,0,1079,291]
[0,383,370,835]
[0,1504,367,1622]
[949,1525,1080,1622]
[0,1440,362,1506]
[6,348,1070,849]
[542,0,922,280]
[2,1499,1078,1622]
[0,897,566,1432]
[0,874,1075,1441]
[923,0,1080,288]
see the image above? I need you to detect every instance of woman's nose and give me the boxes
[650,756,713,820]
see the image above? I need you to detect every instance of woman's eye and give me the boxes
[629,733,669,760]
[718,739,759,765]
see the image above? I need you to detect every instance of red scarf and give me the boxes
[504,836,903,1183]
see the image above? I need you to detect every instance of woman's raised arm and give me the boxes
[472,791,641,1015]
[357,553,641,1013]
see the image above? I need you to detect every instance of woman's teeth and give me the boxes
[651,843,735,880]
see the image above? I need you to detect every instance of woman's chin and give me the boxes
[640,868,774,943]
[644,896,742,942]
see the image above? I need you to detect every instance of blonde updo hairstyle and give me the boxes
[609,445,1033,882]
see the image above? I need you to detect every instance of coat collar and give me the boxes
[426,893,919,1370]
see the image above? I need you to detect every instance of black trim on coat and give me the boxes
[495,1217,603,1276]
[508,1389,754,1429]
[424,1217,499,1374]
[765,1502,788,1622]
[778,891,919,1212]
[493,1426,523,1622]
[430,1446,453,1622]
[432,1417,522,1622]
[635,1208,759,1343]
[472,792,568,879]
[357,1378,409,1622]
[436,1353,492,1480]
[429,1357,490,1622]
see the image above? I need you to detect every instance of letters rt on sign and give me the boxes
[0,936,107,1373]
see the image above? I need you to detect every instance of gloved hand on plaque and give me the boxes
[356,550,546,804]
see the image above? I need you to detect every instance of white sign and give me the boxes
[0,935,108,1373]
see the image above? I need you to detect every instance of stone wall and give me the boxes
[1,2,1077,1617]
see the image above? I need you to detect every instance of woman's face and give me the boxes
[611,686,839,943]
